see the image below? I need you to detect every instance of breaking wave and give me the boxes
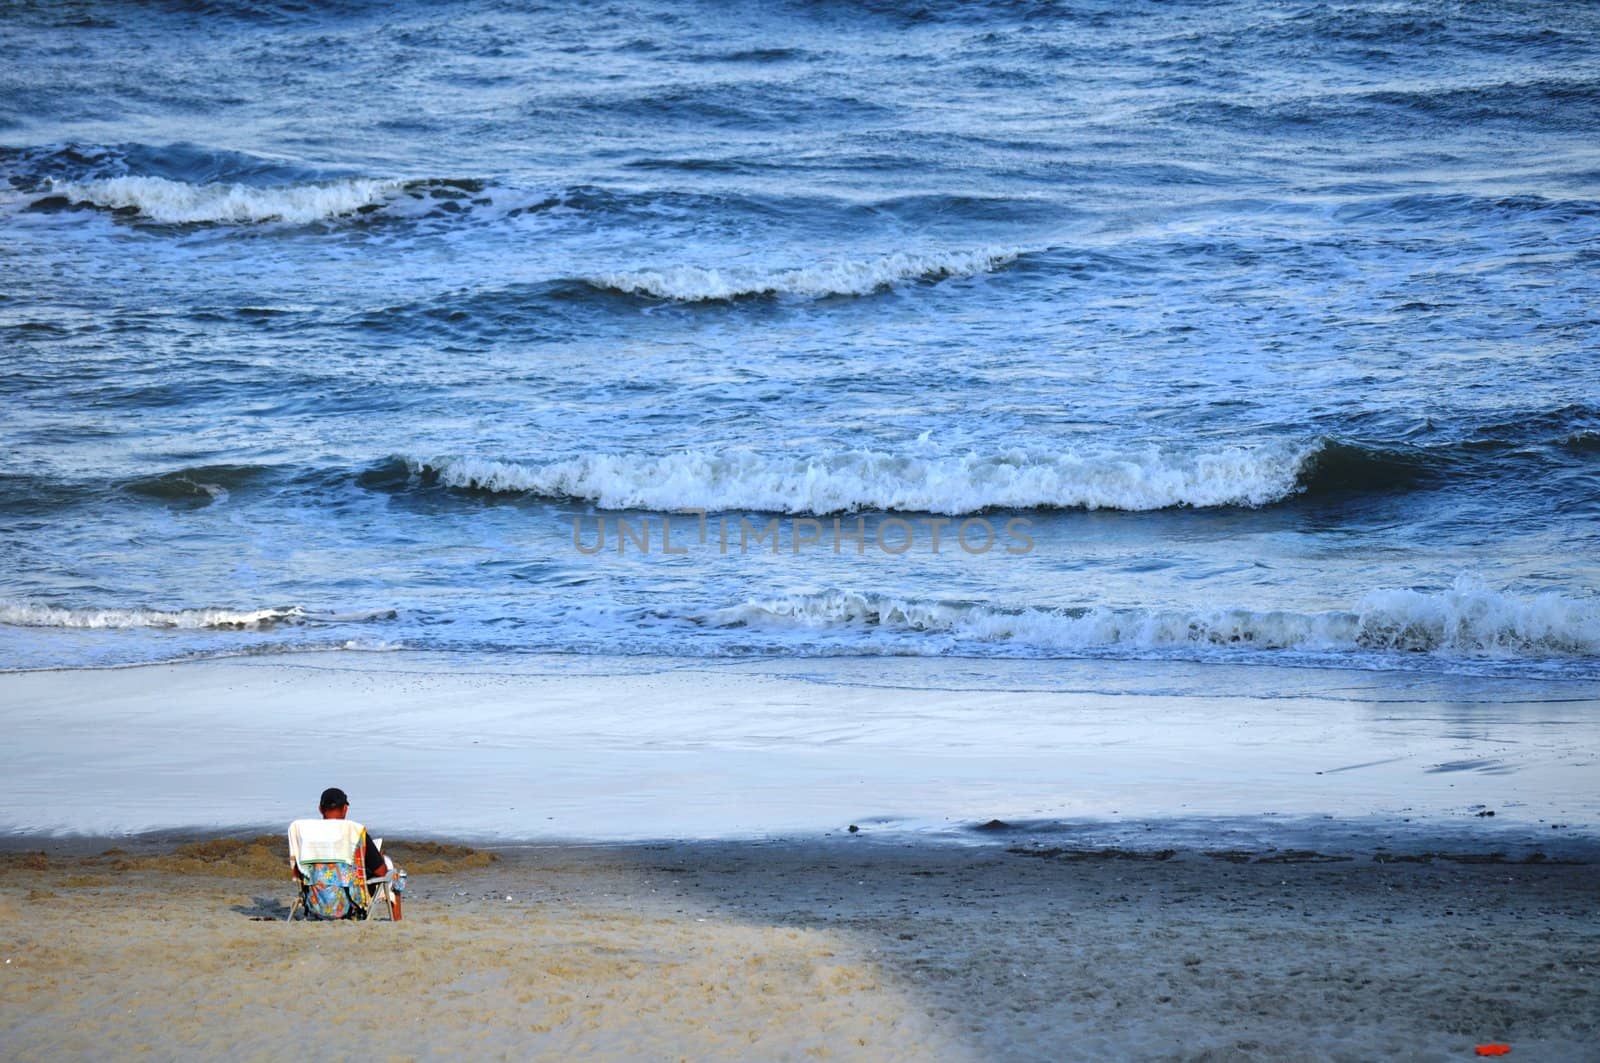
[42,175,406,224]
[585,247,1020,301]
[706,577,1600,661]
[391,438,1376,514]
[0,603,396,630]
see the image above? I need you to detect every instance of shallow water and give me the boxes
[2,1,1597,680]
[4,654,1598,848]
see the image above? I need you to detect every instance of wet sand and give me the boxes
[2,835,1595,1061]
[4,654,1598,844]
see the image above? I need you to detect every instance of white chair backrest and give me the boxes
[287,818,367,874]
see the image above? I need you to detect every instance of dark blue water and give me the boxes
[2,0,1598,676]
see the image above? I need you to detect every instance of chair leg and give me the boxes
[364,881,393,921]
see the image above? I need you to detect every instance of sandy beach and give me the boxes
[3,654,1597,1057]
[2,834,1595,1061]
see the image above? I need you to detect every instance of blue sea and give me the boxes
[2,0,1598,681]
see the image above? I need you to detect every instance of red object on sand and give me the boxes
[1474,1046,1511,1057]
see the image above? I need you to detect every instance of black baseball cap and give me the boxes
[319,787,349,811]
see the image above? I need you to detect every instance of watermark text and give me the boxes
[569,510,1033,557]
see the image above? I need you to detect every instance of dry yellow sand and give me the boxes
[1,838,1596,1061]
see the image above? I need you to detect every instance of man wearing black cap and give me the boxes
[316,786,402,920]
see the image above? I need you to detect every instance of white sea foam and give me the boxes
[408,441,1313,513]
[0,603,308,630]
[587,247,1020,301]
[0,603,396,630]
[707,577,1600,659]
[47,176,405,224]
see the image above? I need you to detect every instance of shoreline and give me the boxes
[3,651,1598,846]
[3,834,1595,1060]
[3,819,1597,865]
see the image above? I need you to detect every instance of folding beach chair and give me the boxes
[285,818,397,921]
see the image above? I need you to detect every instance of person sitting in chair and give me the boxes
[291,786,403,920]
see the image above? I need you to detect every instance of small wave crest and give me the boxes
[0,603,397,630]
[394,441,1320,514]
[42,175,406,224]
[707,578,1600,661]
[1564,430,1600,454]
[121,463,276,506]
[585,247,1020,301]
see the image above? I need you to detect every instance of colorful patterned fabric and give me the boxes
[302,860,367,919]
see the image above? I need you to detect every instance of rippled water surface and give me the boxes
[2,0,1597,676]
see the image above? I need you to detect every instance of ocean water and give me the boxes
[2,0,1598,680]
